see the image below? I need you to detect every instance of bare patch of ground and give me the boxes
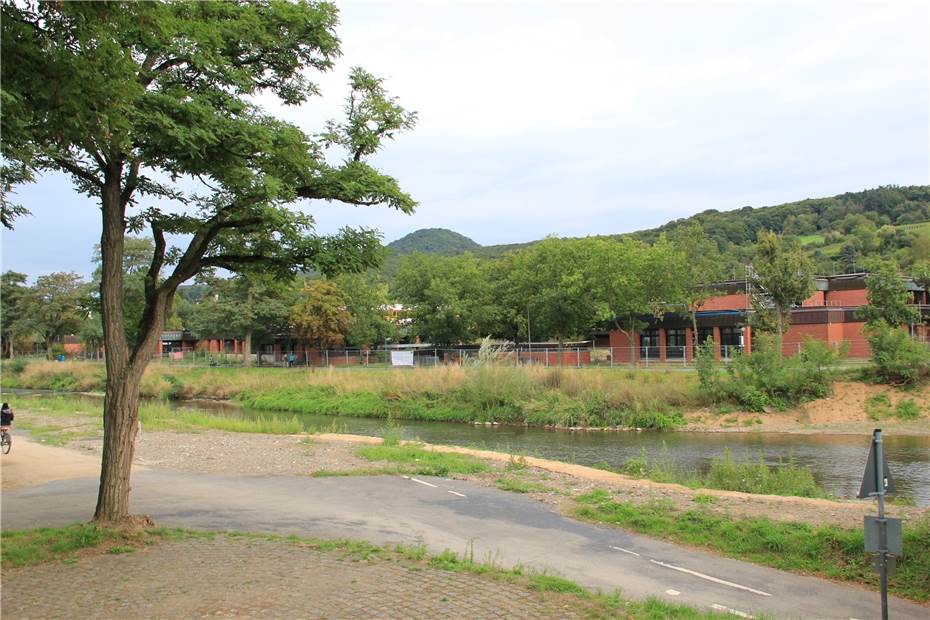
[684,381,930,434]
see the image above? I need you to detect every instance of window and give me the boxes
[640,329,660,360]
[666,328,685,359]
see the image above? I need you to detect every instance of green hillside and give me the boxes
[386,228,481,255]
[382,186,930,278]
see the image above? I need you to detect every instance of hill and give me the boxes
[382,186,930,277]
[386,228,481,255]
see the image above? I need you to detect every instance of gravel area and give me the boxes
[70,431,372,476]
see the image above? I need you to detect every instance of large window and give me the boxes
[720,326,743,358]
[640,329,660,360]
[666,328,685,359]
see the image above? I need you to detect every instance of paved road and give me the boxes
[2,470,926,620]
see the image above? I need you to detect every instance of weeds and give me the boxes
[355,444,489,476]
[575,490,930,602]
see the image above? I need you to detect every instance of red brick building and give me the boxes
[597,273,930,361]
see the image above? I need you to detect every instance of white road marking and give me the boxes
[447,490,467,498]
[711,603,754,618]
[409,477,438,488]
[609,545,641,557]
[665,589,680,596]
[649,560,771,597]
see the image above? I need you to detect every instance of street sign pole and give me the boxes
[858,429,899,620]
[874,430,888,620]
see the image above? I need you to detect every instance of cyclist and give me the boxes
[0,402,13,453]
[0,402,12,429]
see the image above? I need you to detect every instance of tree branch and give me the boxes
[121,158,142,207]
[52,158,103,187]
[145,222,166,301]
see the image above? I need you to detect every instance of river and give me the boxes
[10,389,930,505]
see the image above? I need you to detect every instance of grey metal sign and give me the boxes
[857,434,894,498]
[864,516,903,556]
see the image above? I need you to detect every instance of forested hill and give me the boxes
[629,185,930,272]
[386,228,481,255]
[385,186,930,275]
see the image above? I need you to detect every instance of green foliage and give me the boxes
[355,444,489,476]
[859,258,921,327]
[750,232,815,335]
[292,280,352,350]
[575,493,930,602]
[894,399,922,420]
[387,228,481,256]
[866,323,930,385]
[613,447,826,498]
[697,335,841,411]
[864,394,892,420]
[0,523,174,568]
[5,357,28,375]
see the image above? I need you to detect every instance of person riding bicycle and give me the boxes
[0,402,13,429]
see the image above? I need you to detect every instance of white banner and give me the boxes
[390,350,415,367]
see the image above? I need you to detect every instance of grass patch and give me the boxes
[356,444,489,476]
[495,477,551,494]
[574,490,930,602]
[0,524,189,568]
[611,447,827,498]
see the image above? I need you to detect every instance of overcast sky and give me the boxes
[3,0,929,279]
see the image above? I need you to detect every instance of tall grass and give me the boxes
[606,447,826,498]
[5,361,703,429]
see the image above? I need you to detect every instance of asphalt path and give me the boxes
[2,470,926,620]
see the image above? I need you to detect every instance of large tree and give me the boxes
[0,271,29,358]
[670,223,726,335]
[1,1,415,522]
[749,232,815,337]
[292,279,351,350]
[18,272,88,359]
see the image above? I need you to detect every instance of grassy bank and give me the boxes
[1,524,732,619]
[575,489,930,602]
[600,447,828,498]
[2,360,702,429]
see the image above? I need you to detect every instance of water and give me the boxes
[191,399,930,505]
[10,389,930,505]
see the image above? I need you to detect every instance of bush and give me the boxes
[696,334,842,411]
[867,323,930,385]
[6,358,28,375]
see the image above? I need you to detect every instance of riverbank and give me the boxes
[4,360,928,434]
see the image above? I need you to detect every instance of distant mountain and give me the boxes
[383,186,930,277]
[386,228,481,255]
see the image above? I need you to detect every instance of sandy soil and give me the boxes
[684,381,930,434]
[0,436,102,490]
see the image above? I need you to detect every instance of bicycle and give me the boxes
[1,427,11,455]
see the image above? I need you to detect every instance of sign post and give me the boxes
[857,429,901,620]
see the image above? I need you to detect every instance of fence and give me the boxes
[13,338,922,369]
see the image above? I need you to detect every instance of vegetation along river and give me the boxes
[13,390,930,505]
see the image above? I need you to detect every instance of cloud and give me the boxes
[3,0,927,277]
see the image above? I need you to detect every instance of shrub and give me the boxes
[696,335,842,411]
[5,358,28,375]
[894,399,922,420]
[867,323,930,385]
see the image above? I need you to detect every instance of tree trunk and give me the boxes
[45,336,53,360]
[243,329,252,367]
[95,176,134,523]
[94,369,142,522]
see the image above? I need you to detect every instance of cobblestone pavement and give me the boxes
[1,537,581,619]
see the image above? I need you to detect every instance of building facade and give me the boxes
[597,273,930,361]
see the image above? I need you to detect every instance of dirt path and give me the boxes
[0,436,102,490]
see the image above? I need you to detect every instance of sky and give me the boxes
[2,0,929,279]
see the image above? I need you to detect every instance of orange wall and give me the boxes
[700,294,749,311]
[800,291,825,307]
[826,289,868,307]
[842,322,870,357]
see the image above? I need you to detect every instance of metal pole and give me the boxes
[875,430,888,620]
